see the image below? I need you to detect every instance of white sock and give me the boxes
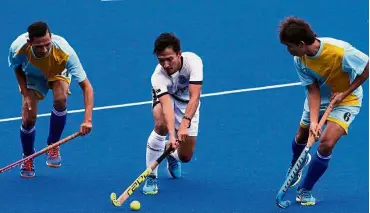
[170,150,182,162]
[146,130,166,177]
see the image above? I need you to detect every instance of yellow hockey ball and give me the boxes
[130,200,141,211]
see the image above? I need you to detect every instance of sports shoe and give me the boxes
[167,154,181,178]
[143,175,158,195]
[296,188,316,206]
[20,154,35,178]
[46,146,62,168]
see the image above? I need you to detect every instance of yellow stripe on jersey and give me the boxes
[301,43,359,106]
[17,45,70,78]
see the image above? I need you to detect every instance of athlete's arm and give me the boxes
[306,82,321,124]
[78,78,94,125]
[158,94,176,138]
[182,84,201,127]
[343,62,369,98]
[14,66,28,96]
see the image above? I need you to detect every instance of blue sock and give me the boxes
[300,151,331,190]
[20,124,36,156]
[291,138,307,165]
[47,107,67,145]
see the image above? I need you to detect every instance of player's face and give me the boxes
[28,32,52,58]
[284,42,305,57]
[156,48,182,74]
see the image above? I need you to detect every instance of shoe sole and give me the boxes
[300,202,316,206]
[299,202,316,206]
[296,197,316,206]
[143,190,158,195]
[143,185,158,195]
[20,174,35,178]
[46,162,62,168]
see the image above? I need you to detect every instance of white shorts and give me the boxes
[152,93,200,137]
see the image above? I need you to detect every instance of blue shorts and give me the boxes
[300,105,361,133]
[25,70,71,100]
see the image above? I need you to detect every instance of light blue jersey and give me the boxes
[8,33,87,98]
[8,32,87,83]
[295,37,368,132]
[294,37,368,111]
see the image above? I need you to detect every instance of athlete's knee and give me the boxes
[295,126,309,144]
[152,105,168,135]
[318,121,345,156]
[51,81,69,110]
[318,138,336,156]
[22,114,36,127]
[53,93,67,110]
[154,121,167,135]
[179,154,192,163]
[22,108,37,127]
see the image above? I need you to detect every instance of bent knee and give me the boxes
[179,155,192,163]
[22,110,37,127]
[53,95,67,110]
[318,141,335,156]
[22,116,36,127]
[295,126,309,144]
[154,122,167,135]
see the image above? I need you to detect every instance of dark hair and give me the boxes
[279,16,316,45]
[153,33,181,54]
[27,21,51,40]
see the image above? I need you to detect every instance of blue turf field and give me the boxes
[0,0,368,212]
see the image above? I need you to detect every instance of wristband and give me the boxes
[183,116,191,128]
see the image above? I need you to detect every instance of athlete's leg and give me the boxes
[297,106,360,206]
[45,78,69,168]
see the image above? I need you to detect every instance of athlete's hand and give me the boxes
[330,92,346,106]
[177,122,189,143]
[309,122,321,140]
[80,120,92,136]
[167,135,180,150]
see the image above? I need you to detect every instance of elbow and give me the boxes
[361,62,369,76]
[83,85,94,96]
[190,94,201,103]
[189,97,200,107]
[364,63,369,79]
[89,84,94,94]
[80,79,94,94]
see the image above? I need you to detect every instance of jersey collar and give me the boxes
[306,39,324,59]
[169,56,184,78]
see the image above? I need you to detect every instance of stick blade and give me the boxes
[276,196,291,209]
[110,193,122,207]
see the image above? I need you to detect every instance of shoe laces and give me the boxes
[47,146,60,158]
[168,157,179,169]
[300,189,312,199]
[147,176,157,186]
[22,159,34,171]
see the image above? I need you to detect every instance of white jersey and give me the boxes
[151,52,203,103]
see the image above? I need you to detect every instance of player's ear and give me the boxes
[298,41,305,48]
[177,50,182,57]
